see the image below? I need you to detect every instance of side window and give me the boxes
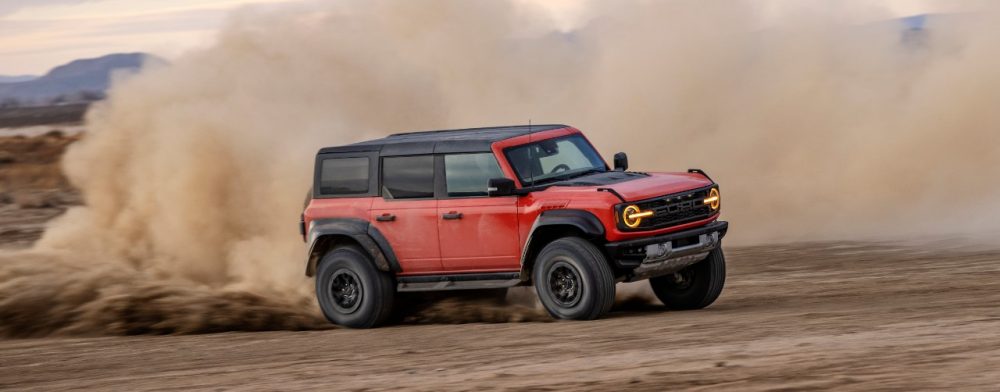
[382,155,434,199]
[445,153,504,197]
[319,157,369,195]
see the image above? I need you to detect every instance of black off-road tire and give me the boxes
[533,237,616,320]
[316,246,395,328]
[649,247,726,310]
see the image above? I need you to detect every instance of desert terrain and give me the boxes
[1,240,998,390]
[0,127,81,249]
[1,131,999,390]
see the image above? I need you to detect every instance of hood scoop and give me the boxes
[558,171,649,186]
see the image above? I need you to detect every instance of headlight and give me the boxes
[703,187,720,210]
[622,205,654,228]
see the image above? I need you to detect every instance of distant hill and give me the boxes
[0,75,37,84]
[0,53,166,107]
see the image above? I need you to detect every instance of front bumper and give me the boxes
[605,220,728,282]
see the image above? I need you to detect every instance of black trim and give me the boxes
[605,220,728,260]
[617,184,717,212]
[388,125,562,139]
[518,209,606,276]
[509,173,644,196]
[433,154,446,198]
[514,184,553,194]
[597,187,626,202]
[614,184,718,232]
[556,171,648,187]
[533,209,605,238]
[366,225,401,272]
[319,124,569,155]
[688,168,713,182]
[306,218,402,275]
[308,218,369,238]
[397,272,520,283]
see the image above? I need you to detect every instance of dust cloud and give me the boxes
[3,0,1000,336]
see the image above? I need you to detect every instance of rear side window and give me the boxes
[319,157,370,195]
[382,155,434,199]
[445,153,503,197]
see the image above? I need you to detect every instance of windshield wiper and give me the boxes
[538,168,606,185]
[572,168,606,178]
[526,167,607,186]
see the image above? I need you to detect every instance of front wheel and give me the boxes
[533,237,616,320]
[649,247,726,310]
[316,246,395,328]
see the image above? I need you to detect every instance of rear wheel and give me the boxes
[533,237,615,320]
[316,246,395,328]
[649,247,726,310]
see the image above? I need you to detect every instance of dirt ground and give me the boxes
[2,131,999,390]
[0,104,88,129]
[0,241,998,391]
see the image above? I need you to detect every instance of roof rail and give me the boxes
[388,124,567,138]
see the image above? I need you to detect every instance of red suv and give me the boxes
[302,125,727,328]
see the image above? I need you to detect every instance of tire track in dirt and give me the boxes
[2,242,998,391]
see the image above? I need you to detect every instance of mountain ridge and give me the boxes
[0,53,166,106]
[0,75,37,83]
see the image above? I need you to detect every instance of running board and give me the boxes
[396,272,521,292]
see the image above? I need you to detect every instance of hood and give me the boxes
[607,172,714,201]
[554,171,714,202]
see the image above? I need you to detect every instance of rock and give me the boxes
[43,129,64,139]
[0,150,14,164]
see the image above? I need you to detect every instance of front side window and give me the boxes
[382,155,434,199]
[319,157,370,195]
[445,153,504,197]
[504,134,607,186]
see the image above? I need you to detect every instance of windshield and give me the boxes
[504,134,607,186]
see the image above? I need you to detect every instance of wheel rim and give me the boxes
[547,258,583,307]
[671,268,695,291]
[329,268,363,314]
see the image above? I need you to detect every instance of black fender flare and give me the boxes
[305,218,401,276]
[518,209,606,279]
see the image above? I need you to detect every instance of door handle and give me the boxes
[376,213,396,222]
[442,211,463,220]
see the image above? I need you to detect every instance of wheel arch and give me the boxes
[306,218,401,276]
[519,209,607,281]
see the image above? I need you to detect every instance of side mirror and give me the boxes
[613,152,629,171]
[487,177,516,197]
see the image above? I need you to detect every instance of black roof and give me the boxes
[318,124,569,156]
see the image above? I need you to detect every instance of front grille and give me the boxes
[620,186,716,231]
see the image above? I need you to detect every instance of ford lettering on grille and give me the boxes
[627,186,716,230]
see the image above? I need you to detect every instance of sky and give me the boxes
[0,0,981,76]
[0,0,305,75]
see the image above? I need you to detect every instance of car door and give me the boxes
[370,155,442,273]
[436,153,520,272]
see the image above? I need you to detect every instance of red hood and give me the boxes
[601,172,713,201]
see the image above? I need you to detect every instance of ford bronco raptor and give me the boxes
[301,124,727,328]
